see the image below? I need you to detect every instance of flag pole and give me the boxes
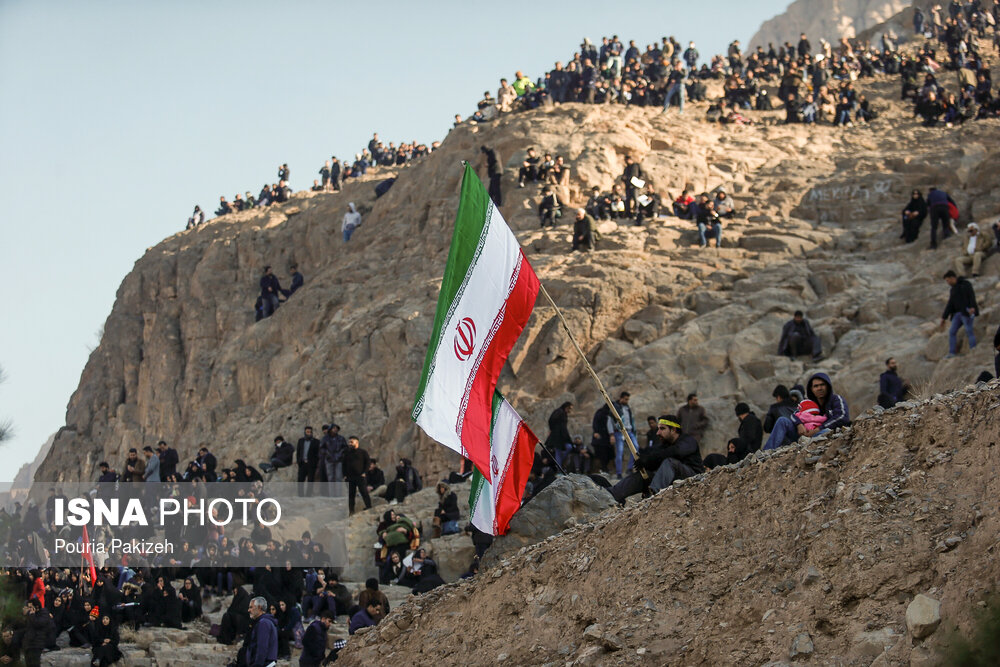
[537,283,647,480]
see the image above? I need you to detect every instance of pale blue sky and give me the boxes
[0,0,792,481]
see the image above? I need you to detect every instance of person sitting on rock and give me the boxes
[695,195,722,248]
[635,185,662,226]
[714,189,736,219]
[186,205,204,230]
[901,189,928,243]
[262,435,293,473]
[878,357,910,408]
[778,310,823,361]
[432,482,461,537]
[672,190,695,219]
[955,222,986,277]
[518,147,541,187]
[538,187,565,228]
[735,402,763,452]
[609,415,704,504]
[572,208,597,252]
[763,373,850,450]
[215,196,233,217]
[384,458,422,504]
[705,436,751,468]
[763,385,797,433]
[586,186,612,221]
[281,264,304,298]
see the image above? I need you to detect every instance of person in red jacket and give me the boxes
[30,570,45,608]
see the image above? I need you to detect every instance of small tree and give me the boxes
[0,365,11,445]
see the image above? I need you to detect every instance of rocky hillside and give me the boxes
[36,40,1000,485]
[339,379,1000,665]
[751,0,912,48]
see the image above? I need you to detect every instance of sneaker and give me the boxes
[944,353,957,359]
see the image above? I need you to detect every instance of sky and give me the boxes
[0,0,793,482]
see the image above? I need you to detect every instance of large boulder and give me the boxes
[482,474,616,566]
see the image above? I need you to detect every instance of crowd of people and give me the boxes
[0,421,482,666]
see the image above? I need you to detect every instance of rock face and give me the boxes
[339,381,1000,665]
[751,0,911,48]
[482,474,617,566]
[35,76,1000,486]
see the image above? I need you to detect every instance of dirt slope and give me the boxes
[339,380,1000,666]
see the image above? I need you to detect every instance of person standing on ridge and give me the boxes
[481,145,503,206]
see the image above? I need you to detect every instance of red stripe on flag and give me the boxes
[494,420,538,535]
[81,524,97,586]
[459,252,539,480]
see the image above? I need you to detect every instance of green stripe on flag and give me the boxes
[411,163,494,420]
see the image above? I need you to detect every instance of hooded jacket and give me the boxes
[795,373,850,431]
[342,203,362,233]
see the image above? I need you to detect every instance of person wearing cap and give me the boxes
[342,203,362,242]
[572,208,596,252]
[955,222,986,277]
[609,415,703,504]
[735,403,763,452]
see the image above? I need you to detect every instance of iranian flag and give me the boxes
[412,163,539,481]
[469,391,538,535]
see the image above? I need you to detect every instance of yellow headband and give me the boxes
[658,419,680,429]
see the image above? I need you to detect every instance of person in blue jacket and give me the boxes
[244,596,277,667]
[763,373,850,450]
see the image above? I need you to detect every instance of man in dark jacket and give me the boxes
[778,311,823,361]
[22,598,52,667]
[299,611,334,667]
[480,145,503,206]
[735,403,763,452]
[259,266,283,318]
[543,402,573,466]
[620,156,644,218]
[243,597,277,667]
[609,415,703,504]
[878,357,909,407]
[348,600,382,635]
[319,423,347,496]
[343,437,372,514]
[196,446,218,479]
[764,373,850,450]
[940,270,979,357]
[295,426,320,496]
[283,264,304,298]
[157,440,179,480]
[266,436,293,471]
[763,385,797,433]
[572,208,596,252]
